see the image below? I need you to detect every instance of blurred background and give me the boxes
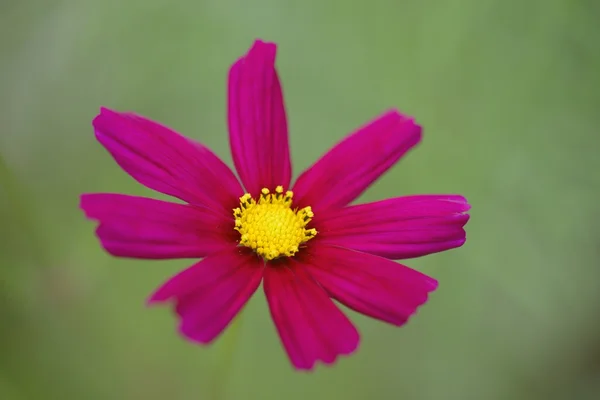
[1,0,599,399]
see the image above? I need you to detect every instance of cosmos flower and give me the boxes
[80,39,470,370]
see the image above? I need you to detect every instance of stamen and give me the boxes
[233,187,317,261]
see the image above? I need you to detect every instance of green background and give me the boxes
[1,0,599,399]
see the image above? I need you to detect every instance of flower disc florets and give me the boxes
[233,186,317,260]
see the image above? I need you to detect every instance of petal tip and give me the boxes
[442,195,472,215]
[147,279,178,305]
[427,276,439,292]
[92,107,114,129]
[463,200,472,212]
[178,323,213,346]
[404,118,423,143]
[79,193,89,209]
[146,292,167,306]
[294,335,360,371]
[250,38,277,52]
[145,298,161,307]
[94,106,115,121]
[79,193,98,219]
[242,39,277,66]
[383,109,423,145]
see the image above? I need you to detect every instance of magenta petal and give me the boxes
[228,40,292,196]
[292,110,421,212]
[149,247,263,344]
[93,108,243,215]
[317,195,470,259]
[301,244,437,327]
[263,261,359,370]
[80,193,234,259]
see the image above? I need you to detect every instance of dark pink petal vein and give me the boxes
[316,195,470,259]
[93,108,243,215]
[264,261,359,370]
[81,193,235,259]
[293,110,422,213]
[149,246,263,344]
[301,244,438,327]
[228,40,292,196]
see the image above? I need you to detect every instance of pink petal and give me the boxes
[263,261,359,370]
[149,247,263,344]
[316,195,471,259]
[301,244,437,326]
[93,108,243,215]
[80,193,234,259]
[228,40,292,196]
[292,110,421,212]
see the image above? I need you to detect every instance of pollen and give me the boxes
[233,186,317,261]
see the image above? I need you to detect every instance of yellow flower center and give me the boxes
[233,186,317,261]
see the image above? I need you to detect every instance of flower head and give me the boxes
[81,40,470,370]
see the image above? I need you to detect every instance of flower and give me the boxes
[80,39,470,370]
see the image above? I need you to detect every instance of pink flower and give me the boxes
[81,39,470,370]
